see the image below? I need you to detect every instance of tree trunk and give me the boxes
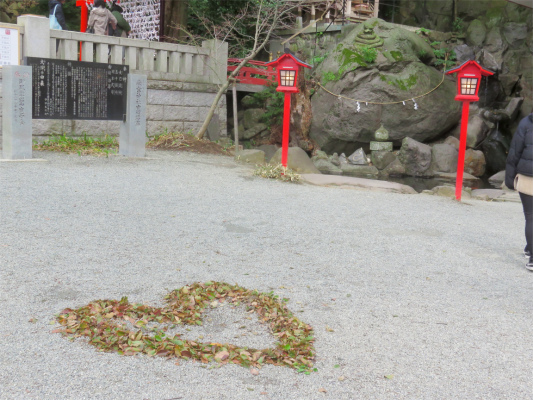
[164,0,188,40]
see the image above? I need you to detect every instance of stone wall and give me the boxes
[0,72,226,141]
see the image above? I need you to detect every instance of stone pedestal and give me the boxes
[2,65,32,160]
[120,74,147,157]
[370,141,393,152]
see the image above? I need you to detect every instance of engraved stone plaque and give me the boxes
[25,57,128,120]
[2,65,32,159]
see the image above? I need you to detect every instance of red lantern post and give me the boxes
[266,49,311,168]
[446,61,493,201]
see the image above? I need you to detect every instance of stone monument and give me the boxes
[119,74,147,157]
[2,65,33,159]
[370,124,393,152]
[354,22,384,48]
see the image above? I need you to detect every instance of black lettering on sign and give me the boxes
[25,57,128,121]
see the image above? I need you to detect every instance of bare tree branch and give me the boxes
[189,0,305,139]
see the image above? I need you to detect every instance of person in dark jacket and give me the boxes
[505,112,533,271]
[49,0,67,30]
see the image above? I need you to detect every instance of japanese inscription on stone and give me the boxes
[13,70,30,125]
[26,57,128,120]
[135,78,143,127]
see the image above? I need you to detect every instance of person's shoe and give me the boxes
[527,258,533,272]
[524,247,531,258]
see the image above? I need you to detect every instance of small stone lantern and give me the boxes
[370,124,393,153]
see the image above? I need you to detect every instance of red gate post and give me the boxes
[446,60,494,201]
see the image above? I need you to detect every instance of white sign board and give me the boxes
[0,26,20,67]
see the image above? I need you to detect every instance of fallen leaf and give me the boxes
[338,376,345,381]
[215,351,230,361]
[318,388,327,393]
[250,368,259,376]
[260,392,268,395]
[325,326,334,332]
[28,318,37,323]
[384,375,394,380]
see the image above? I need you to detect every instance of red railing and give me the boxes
[227,58,276,86]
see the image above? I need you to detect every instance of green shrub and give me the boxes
[251,84,285,126]
[359,45,378,64]
[253,164,301,182]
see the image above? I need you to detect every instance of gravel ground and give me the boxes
[1,150,532,400]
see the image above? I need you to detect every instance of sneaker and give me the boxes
[527,258,533,272]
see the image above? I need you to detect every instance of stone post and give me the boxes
[17,15,51,58]
[119,74,147,157]
[202,39,228,85]
[2,65,33,159]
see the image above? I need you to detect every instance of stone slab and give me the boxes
[301,174,417,194]
[434,171,480,182]
[235,149,265,164]
[0,158,48,162]
[471,189,521,203]
[2,65,32,160]
[120,74,147,157]
[370,141,393,152]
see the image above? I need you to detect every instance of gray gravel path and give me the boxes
[1,150,532,400]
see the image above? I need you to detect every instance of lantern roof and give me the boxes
[266,49,312,69]
[445,60,494,77]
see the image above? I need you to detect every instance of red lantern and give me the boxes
[266,49,311,167]
[446,60,494,201]
[446,60,493,102]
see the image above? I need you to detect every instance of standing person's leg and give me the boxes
[519,192,533,269]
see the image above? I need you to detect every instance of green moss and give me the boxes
[390,51,403,61]
[379,74,418,91]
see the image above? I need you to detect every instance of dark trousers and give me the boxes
[519,192,533,257]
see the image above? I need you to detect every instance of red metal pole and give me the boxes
[281,92,291,168]
[80,2,88,32]
[455,101,470,201]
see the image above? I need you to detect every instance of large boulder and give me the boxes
[257,144,279,163]
[464,149,486,177]
[340,164,379,178]
[243,108,266,129]
[466,19,487,47]
[484,27,507,54]
[431,143,458,173]
[397,137,433,177]
[235,149,265,165]
[242,123,268,140]
[502,22,528,49]
[464,114,490,148]
[313,159,343,175]
[269,147,321,174]
[488,170,506,185]
[380,158,406,177]
[309,18,460,154]
[481,129,510,175]
[453,44,475,63]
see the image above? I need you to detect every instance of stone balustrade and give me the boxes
[0,15,228,140]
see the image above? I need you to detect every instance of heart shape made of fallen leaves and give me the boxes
[55,282,315,371]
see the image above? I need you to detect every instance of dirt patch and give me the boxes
[146,133,233,156]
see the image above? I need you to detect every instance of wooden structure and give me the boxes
[296,0,379,27]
